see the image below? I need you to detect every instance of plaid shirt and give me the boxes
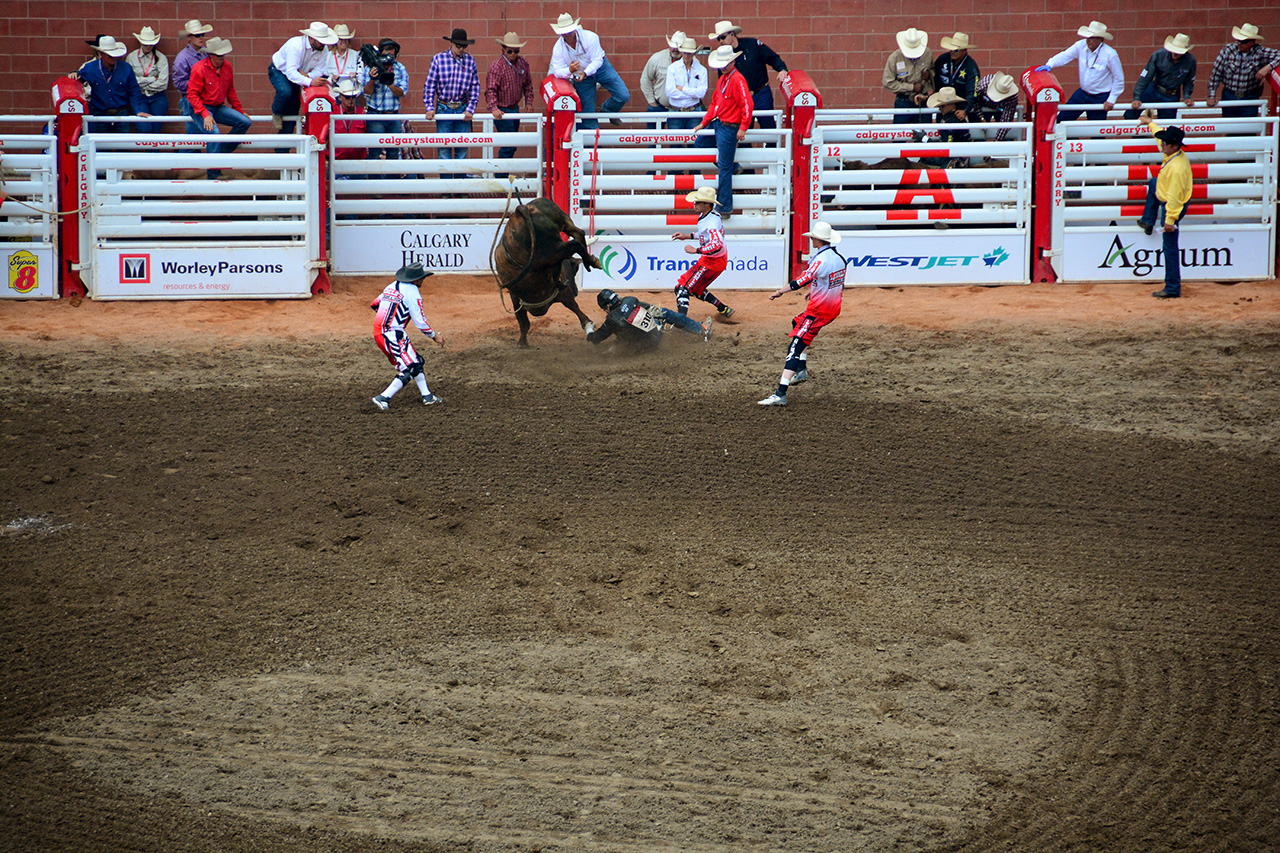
[365,60,408,112]
[423,50,480,112]
[1207,42,1280,97]
[975,73,1018,141]
[485,54,533,111]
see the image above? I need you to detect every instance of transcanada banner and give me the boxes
[1062,229,1273,282]
[332,223,499,273]
[578,237,787,290]
[838,234,1029,286]
[92,246,311,299]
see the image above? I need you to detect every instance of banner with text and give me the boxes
[3,246,57,299]
[839,233,1029,286]
[578,237,787,290]
[1062,229,1273,282]
[332,223,499,274]
[91,246,312,299]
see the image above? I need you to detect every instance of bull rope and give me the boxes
[487,180,562,316]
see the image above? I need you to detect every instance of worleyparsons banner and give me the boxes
[92,246,311,299]
[1062,229,1273,282]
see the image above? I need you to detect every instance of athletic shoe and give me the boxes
[790,368,809,385]
[421,393,443,406]
[718,305,735,320]
[371,395,390,411]
[702,317,713,342]
[757,393,788,407]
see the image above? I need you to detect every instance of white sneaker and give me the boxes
[790,369,809,385]
[757,393,787,407]
[371,395,390,411]
[421,393,443,406]
[702,317,713,341]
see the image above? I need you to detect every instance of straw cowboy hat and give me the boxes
[987,72,1018,101]
[332,24,355,40]
[86,35,127,57]
[334,78,361,97]
[686,186,717,205]
[1077,21,1114,41]
[708,21,743,40]
[496,32,527,48]
[204,37,233,56]
[551,13,581,35]
[803,221,841,245]
[939,32,973,51]
[181,19,213,36]
[444,27,476,46]
[1162,33,1193,54]
[299,22,338,44]
[667,31,687,49]
[896,28,929,59]
[926,86,966,108]
[132,26,161,45]
[707,45,742,69]
[678,37,698,54]
[1232,23,1264,42]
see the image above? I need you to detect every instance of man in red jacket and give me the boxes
[183,36,251,179]
[691,44,752,219]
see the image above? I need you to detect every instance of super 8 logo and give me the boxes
[7,250,38,294]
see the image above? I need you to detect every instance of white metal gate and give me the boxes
[0,116,59,298]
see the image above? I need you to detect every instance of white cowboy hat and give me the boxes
[551,13,581,35]
[896,28,929,59]
[332,23,355,40]
[335,78,362,97]
[1163,33,1193,54]
[496,32,527,48]
[300,22,338,44]
[204,36,233,56]
[987,72,1018,101]
[181,19,213,36]
[1077,21,1114,41]
[132,26,161,45]
[679,37,698,54]
[708,20,742,41]
[686,186,717,205]
[1232,23,1264,42]
[926,86,966,108]
[86,35,128,57]
[707,45,742,69]
[939,32,973,51]
[667,31,687,49]
[803,221,841,245]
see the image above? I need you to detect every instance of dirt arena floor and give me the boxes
[2,274,1279,852]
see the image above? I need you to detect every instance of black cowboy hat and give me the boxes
[1154,125,1186,146]
[444,28,476,46]
[395,262,435,282]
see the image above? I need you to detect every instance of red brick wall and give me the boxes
[2,1,1278,115]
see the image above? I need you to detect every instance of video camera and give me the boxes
[360,42,397,85]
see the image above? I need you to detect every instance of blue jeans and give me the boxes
[1124,88,1181,120]
[267,64,300,131]
[494,115,519,162]
[1219,88,1261,119]
[180,101,252,154]
[893,93,926,124]
[658,307,704,335]
[1060,88,1110,121]
[364,115,402,162]
[573,56,630,129]
[694,119,738,215]
[752,87,776,130]
[1141,177,1188,295]
[137,91,169,133]
[435,103,472,179]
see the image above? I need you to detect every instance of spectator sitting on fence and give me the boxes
[1126,33,1197,120]
[548,12,630,129]
[76,36,150,133]
[270,22,336,134]
[333,78,367,164]
[363,38,408,164]
[707,21,787,131]
[424,28,480,181]
[126,27,168,133]
[641,32,683,121]
[1036,21,1124,121]
[665,36,708,131]
[172,19,213,116]
[486,33,535,175]
[184,37,250,180]
[1206,23,1280,119]
[883,28,933,125]
[325,24,364,92]
[934,33,979,121]
[974,72,1019,143]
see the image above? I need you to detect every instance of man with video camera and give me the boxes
[361,38,409,164]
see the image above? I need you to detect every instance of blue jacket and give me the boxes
[77,57,146,115]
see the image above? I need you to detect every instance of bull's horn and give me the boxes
[585,236,600,246]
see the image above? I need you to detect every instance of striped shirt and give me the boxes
[372,281,435,336]
[975,73,1018,141]
[1207,42,1280,98]
[423,50,480,112]
[484,54,533,111]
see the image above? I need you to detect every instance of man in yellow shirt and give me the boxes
[1136,116,1193,298]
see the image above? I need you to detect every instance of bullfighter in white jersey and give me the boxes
[758,221,848,407]
[370,262,446,410]
[670,186,735,319]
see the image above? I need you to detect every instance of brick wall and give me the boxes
[2,1,1278,116]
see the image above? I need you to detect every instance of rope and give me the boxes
[488,178,549,315]
[587,127,601,240]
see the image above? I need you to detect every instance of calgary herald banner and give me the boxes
[332,223,499,274]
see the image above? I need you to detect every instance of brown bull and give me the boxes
[493,198,602,346]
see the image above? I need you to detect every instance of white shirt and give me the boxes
[373,281,434,335]
[665,58,707,108]
[693,209,726,258]
[325,47,365,88]
[272,35,331,87]
[1046,39,1125,102]
[549,28,606,79]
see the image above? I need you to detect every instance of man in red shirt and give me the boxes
[691,44,752,219]
[183,36,251,179]
[332,78,367,162]
[486,32,534,170]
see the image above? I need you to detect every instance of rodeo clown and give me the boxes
[670,186,736,320]
[758,221,848,407]
[586,289,712,351]
[370,261,446,410]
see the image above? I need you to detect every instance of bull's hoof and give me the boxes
[586,254,602,270]
[517,339,531,348]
